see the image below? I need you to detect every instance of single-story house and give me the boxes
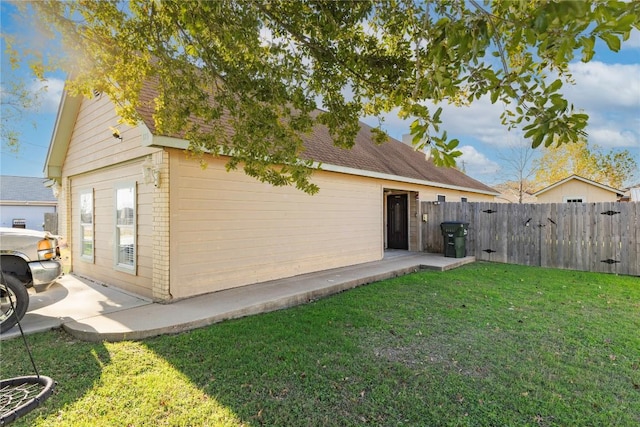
[533,175,624,203]
[0,175,58,231]
[620,183,640,202]
[44,87,498,302]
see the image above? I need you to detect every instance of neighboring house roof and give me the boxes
[492,183,537,203]
[532,174,624,197]
[0,176,57,203]
[46,85,498,196]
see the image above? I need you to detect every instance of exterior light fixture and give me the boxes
[142,156,160,188]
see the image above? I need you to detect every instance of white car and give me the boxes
[1,227,63,333]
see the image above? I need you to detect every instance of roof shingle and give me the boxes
[0,176,56,202]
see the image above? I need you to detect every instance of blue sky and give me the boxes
[1,3,639,187]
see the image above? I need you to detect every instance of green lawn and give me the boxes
[2,262,639,426]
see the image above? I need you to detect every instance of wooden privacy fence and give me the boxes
[421,202,640,276]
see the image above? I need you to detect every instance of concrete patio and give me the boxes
[1,251,474,342]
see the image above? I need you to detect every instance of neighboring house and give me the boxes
[44,88,498,302]
[0,175,57,230]
[620,183,640,202]
[533,175,624,203]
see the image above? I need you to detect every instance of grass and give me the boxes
[2,262,639,426]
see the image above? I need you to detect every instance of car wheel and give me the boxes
[0,274,29,334]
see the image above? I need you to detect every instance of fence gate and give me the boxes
[421,202,639,276]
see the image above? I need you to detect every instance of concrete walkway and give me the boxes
[1,252,474,342]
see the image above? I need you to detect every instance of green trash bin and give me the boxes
[440,222,469,258]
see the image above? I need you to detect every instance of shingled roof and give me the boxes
[297,113,496,193]
[0,176,56,202]
[134,81,497,194]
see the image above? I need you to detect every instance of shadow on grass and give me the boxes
[1,329,110,426]
[142,298,420,426]
[140,276,524,426]
[143,265,640,426]
[4,263,639,426]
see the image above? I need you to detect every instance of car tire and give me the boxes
[0,274,29,334]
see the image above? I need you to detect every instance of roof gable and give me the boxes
[533,174,623,196]
[44,90,82,180]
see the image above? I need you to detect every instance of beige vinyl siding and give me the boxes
[168,150,495,299]
[70,160,154,298]
[59,95,164,298]
[169,151,382,299]
[62,94,157,177]
[536,180,619,203]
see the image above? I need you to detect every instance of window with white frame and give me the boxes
[564,197,584,203]
[79,189,94,261]
[114,183,136,272]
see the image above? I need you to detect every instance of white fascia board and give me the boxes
[139,123,190,149]
[44,90,82,179]
[315,162,500,196]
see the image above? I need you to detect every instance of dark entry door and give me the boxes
[387,194,408,249]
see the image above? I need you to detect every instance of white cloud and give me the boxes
[458,145,501,178]
[559,62,640,150]
[28,77,64,113]
[369,95,513,148]
[564,62,640,109]
[589,126,640,149]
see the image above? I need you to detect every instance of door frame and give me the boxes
[385,192,409,250]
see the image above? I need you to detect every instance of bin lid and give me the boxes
[440,221,468,225]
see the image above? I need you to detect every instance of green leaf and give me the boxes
[600,33,621,52]
[547,79,563,94]
[490,90,499,104]
[433,106,443,122]
[533,13,548,32]
[531,131,545,148]
[614,14,637,31]
[550,94,567,111]
[580,36,596,62]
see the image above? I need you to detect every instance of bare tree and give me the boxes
[496,139,540,203]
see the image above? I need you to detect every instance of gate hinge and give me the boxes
[601,259,620,264]
[601,210,620,216]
